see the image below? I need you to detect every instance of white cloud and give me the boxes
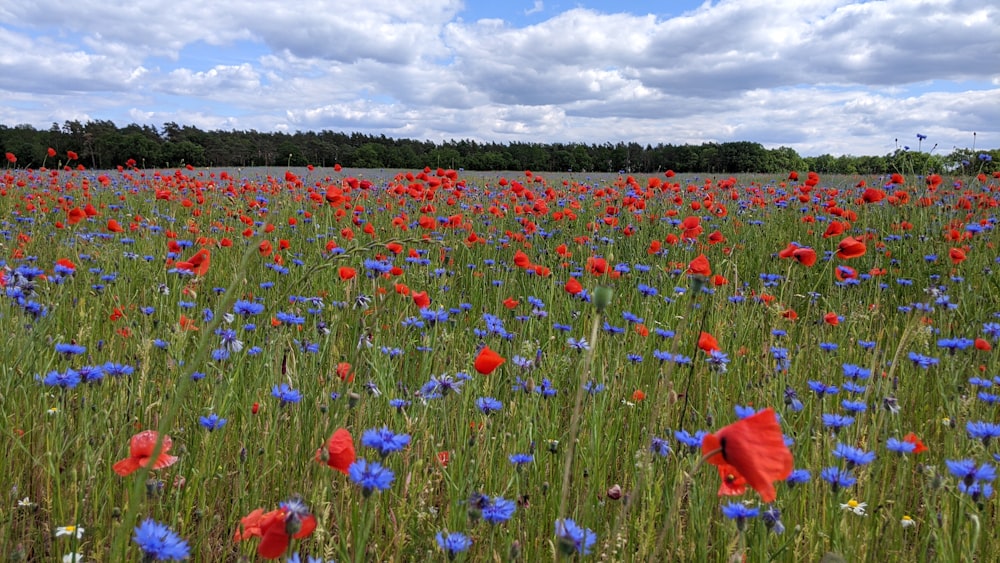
[1,0,998,156]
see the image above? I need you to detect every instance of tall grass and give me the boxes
[1,165,998,561]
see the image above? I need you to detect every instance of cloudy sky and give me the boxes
[1,0,998,157]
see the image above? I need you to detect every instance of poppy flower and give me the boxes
[903,432,927,454]
[67,207,86,225]
[565,278,583,295]
[513,250,532,269]
[113,430,179,476]
[67,150,78,161]
[949,248,966,265]
[717,463,748,496]
[239,502,317,559]
[338,266,356,280]
[823,312,840,326]
[176,249,211,276]
[587,257,608,276]
[503,297,519,309]
[822,221,846,239]
[316,428,356,474]
[777,242,800,259]
[836,236,866,259]
[474,346,505,375]
[412,291,430,309]
[698,331,721,353]
[702,408,793,503]
[5,152,16,163]
[687,254,711,277]
[835,265,858,282]
[975,338,992,352]
[791,247,817,267]
[106,219,124,233]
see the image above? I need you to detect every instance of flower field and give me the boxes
[2,154,1000,561]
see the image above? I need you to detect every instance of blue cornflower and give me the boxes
[361,427,411,457]
[822,413,855,434]
[584,381,605,395]
[833,443,875,469]
[886,438,916,454]
[198,413,227,432]
[907,352,939,369]
[937,337,974,353]
[348,458,395,496]
[958,481,994,501]
[945,459,996,486]
[842,363,871,380]
[734,405,756,419]
[784,387,803,411]
[389,398,410,411]
[41,369,81,389]
[842,381,866,394]
[967,421,1000,445]
[103,362,134,377]
[674,430,706,451]
[786,468,811,487]
[153,339,169,350]
[77,365,104,384]
[650,436,671,457]
[271,383,302,406]
[54,342,86,356]
[436,531,472,559]
[555,519,596,556]
[567,337,590,351]
[820,467,857,492]
[762,506,785,534]
[808,380,839,398]
[535,378,557,398]
[983,322,1000,341]
[480,495,516,524]
[475,397,503,415]
[721,502,759,531]
[509,453,534,467]
[132,518,190,561]
[841,399,867,413]
[707,349,729,372]
[233,300,265,316]
[819,342,839,352]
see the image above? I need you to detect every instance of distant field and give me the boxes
[2,164,999,561]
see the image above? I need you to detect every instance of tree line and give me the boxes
[1,120,996,175]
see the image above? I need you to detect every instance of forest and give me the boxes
[2,120,996,175]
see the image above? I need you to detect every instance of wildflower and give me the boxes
[762,506,785,534]
[702,408,793,503]
[348,458,395,496]
[436,531,472,560]
[555,518,596,556]
[886,438,916,454]
[55,525,84,539]
[480,496,516,525]
[967,421,1000,446]
[707,349,730,373]
[271,384,302,406]
[820,467,857,492]
[808,380,839,398]
[54,342,86,356]
[316,428,356,474]
[650,436,671,457]
[721,502,759,532]
[475,396,503,415]
[198,413,227,432]
[675,430,706,451]
[41,369,82,389]
[840,499,868,516]
[901,515,915,528]
[717,463,747,496]
[361,427,411,457]
[945,459,996,487]
[785,469,811,487]
[132,518,190,561]
[509,453,534,467]
[113,430,178,476]
[822,413,855,434]
[473,345,505,375]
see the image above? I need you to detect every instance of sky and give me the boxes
[1,0,998,157]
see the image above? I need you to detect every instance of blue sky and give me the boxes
[1,0,998,157]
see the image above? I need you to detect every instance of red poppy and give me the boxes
[513,250,531,269]
[631,389,646,402]
[67,207,86,225]
[948,247,966,265]
[239,505,317,559]
[687,254,711,277]
[564,278,583,295]
[113,430,179,476]
[701,408,793,503]
[503,297,519,309]
[336,362,355,383]
[67,150,78,161]
[698,331,721,353]
[106,219,124,233]
[903,432,927,454]
[787,171,799,181]
[338,266,356,280]
[587,256,608,276]
[777,242,799,259]
[791,247,817,267]
[474,345,505,375]
[822,221,846,239]
[835,265,858,282]
[835,236,866,259]
[412,291,430,309]
[258,240,273,256]
[975,338,992,352]
[316,428,355,474]
[179,314,198,331]
[823,312,840,326]
[717,463,748,497]
[4,152,15,163]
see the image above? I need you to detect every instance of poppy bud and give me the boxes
[348,392,361,408]
[251,402,259,415]
[593,286,613,314]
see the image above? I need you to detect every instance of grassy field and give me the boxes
[1,161,999,561]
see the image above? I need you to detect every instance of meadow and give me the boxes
[1,154,999,562]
